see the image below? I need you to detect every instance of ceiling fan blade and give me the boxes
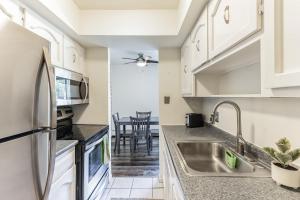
[122,57,137,60]
[147,60,159,64]
[144,55,152,60]
[123,61,137,65]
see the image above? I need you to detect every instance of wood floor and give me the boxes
[111,137,159,177]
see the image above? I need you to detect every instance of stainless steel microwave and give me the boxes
[55,67,89,106]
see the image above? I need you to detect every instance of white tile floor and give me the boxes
[100,177,164,200]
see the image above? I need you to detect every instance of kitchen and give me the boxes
[0,0,300,200]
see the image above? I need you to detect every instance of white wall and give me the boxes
[73,47,109,124]
[111,63,159,119]
[159,48,202,125]
[202,97,300,166]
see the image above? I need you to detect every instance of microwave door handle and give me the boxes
[83,77,88,103]
[33,47,57,200]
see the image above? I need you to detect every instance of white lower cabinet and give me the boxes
[49,166,76,200]
[49,148,76,200]
[160,129,185,200]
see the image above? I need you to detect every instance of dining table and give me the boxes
[115,116,159,154]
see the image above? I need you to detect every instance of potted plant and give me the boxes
[263,137,300,189]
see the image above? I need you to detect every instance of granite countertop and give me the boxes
[161,125,300,200]
[56,140,78,157]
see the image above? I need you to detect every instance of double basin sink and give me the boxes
[175,141,270,177]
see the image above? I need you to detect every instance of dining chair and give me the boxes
[136,111,152,149]
[112,113,121,153]
[136,111,151,118]
[113,113,132,153]
[130,116,152,155]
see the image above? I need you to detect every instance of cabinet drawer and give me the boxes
[208,0,262,58]
[53,149,75,183]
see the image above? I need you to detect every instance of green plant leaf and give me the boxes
[263,147,277,159]
[288,148,300,161]
[276,137,291,153]
[274,151,292,168]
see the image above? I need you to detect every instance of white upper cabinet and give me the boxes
[265,0,300,90]
[25,10,64,68]
[181,35,194,96]
[190,6,208,71]
[0,0,24,25]
[208,0,263,58]
[63,36,86,74]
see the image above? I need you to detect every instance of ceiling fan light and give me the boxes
[137,60,147,67]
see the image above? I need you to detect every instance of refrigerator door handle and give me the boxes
[42,129,56,200]
[43,47,57,130]
[33,47,57,200]
[42,47,57,200]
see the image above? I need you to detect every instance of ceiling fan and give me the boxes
[122,53,159,67]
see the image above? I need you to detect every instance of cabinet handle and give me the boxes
[0,3,13,19]
[184,65,187,74]
[196,40,200,52]
[224,5,230,24]
[191,24,205,43]
[72,53,77,63]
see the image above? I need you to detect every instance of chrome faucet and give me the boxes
[210,101,247,155]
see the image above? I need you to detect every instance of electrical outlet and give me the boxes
[164,96,170,104]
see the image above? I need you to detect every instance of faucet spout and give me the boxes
[211,101,246,155]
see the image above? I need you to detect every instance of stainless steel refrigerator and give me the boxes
[0,17,57,200]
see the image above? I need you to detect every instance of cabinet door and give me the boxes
[181,36,194,96]
[64,36,85,74]
[162,150,171,199]
[191,6,208,71]
[49,166,76,200]
[0,0,24,25]
[266,0,300,89]
[25,10,64,67]
[208,0,263,58]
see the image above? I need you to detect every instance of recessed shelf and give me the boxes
[195,40,261,97]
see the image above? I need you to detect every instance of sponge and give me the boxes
[225,150,237,169]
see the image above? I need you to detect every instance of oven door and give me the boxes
[55,67,88,106]
[84,137,108,200]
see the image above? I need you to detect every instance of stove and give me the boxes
[57,107,110,200]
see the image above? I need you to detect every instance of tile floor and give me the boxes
[100,177,164,200]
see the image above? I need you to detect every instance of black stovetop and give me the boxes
[57,123,109,145]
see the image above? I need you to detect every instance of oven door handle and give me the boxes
[85,137,105,151]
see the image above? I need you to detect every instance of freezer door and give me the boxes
[0,16,50,139]
[0,131,48,200]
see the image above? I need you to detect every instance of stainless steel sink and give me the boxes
[175,141,270,177]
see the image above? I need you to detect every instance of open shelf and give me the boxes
[195,41,261,97]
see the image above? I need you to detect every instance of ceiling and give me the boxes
[110,49,159,65]
[73,0,180,10]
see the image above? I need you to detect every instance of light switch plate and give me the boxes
[164,96,170,104]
